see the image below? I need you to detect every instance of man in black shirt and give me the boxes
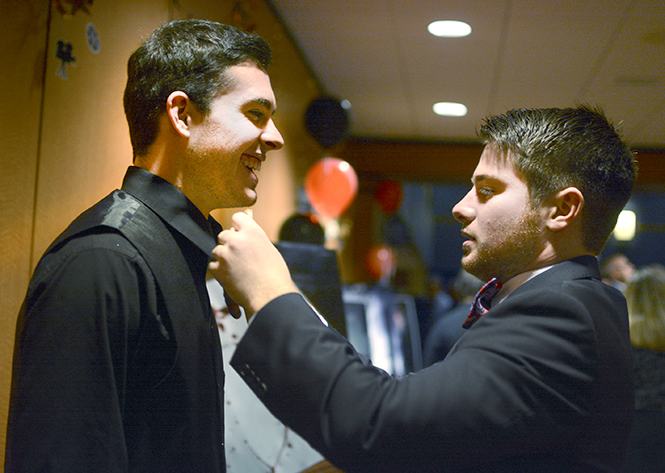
[6,19,283,472]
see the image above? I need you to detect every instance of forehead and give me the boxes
[473,145,523,183]
[221,63,276,108]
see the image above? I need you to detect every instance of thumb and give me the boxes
[224,290,242,319]
[230,211,254,231]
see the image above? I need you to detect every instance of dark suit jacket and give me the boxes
[231,256,634,473]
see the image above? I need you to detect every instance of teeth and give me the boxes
[241,155,262,172]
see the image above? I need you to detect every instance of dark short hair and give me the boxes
[123,19,272,157]
[479,105,637,254]
[279,214,325,245]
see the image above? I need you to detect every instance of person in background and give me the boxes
[422,273,454,329]
[624,264,665,472]
[210,105,636,473]
[6,19,283,473]
[423,269,483,366]
[278,212,326,245]
[601,253,635,292]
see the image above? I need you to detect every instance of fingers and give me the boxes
[230,211,254,231]
[209,212,297,317]
[215,212,258,247]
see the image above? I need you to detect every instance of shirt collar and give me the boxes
[121,166,222,260]
[492,265,553,307]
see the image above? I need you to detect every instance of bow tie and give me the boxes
[463,278,503,329]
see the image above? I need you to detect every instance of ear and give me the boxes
[544,187,584,232]
[166,91,193,138]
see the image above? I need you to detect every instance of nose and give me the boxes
[452,189,475,225]
[262,119,284,151]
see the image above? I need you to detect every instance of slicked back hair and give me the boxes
[479,106,637,254]
[123,19,272,157]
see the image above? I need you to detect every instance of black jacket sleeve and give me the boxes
[231,267,631,473]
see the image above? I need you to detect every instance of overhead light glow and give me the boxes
[613,210,636,241]
[428,20,472,38]
[433,102,467,117]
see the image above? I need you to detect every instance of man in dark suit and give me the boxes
[7,20,283,473]
[209,106,637,473]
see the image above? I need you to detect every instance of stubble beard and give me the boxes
[461,209,543,283]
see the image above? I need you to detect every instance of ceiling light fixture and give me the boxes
[427,20,472,38]
[433,102,467,117]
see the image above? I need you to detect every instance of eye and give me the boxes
[477,187,494,200]
[248,110,265,121]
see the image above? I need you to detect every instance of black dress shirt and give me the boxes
[7,167,226,472]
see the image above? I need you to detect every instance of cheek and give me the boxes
[480,209,527,245]
[478,206,512,234]
[195,118,238,146]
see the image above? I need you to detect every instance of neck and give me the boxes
[546,232,594,266]
[500,238,591,283]
[134,153,211,218]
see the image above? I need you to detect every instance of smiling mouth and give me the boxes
[241,154,262,172]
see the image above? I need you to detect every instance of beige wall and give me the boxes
[0,0,50,462]
[0,0,323,461]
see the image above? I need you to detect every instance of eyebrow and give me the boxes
[250,97,277,115]
[471,174,493,185]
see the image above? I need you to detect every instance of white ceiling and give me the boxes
[269,0,665,149]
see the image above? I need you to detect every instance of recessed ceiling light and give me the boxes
[427,20,472,38]
[433,102,467,117]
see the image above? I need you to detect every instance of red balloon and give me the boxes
[305,158,358,217]
[365,244,396,280]
[374,180,402,214]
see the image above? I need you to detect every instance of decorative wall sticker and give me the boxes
[55,0,94,18]
[85,23,100,54]
[56,40,76,79]
[232,1,258,32]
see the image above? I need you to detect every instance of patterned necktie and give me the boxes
[463,277,503,329]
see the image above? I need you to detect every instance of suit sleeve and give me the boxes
[6,236,152,473]
[231,288,598,473]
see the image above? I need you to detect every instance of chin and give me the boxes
[461,258,488,282]
[245,192,258,206]
[461,259,475,276]
[233,189,257,208]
